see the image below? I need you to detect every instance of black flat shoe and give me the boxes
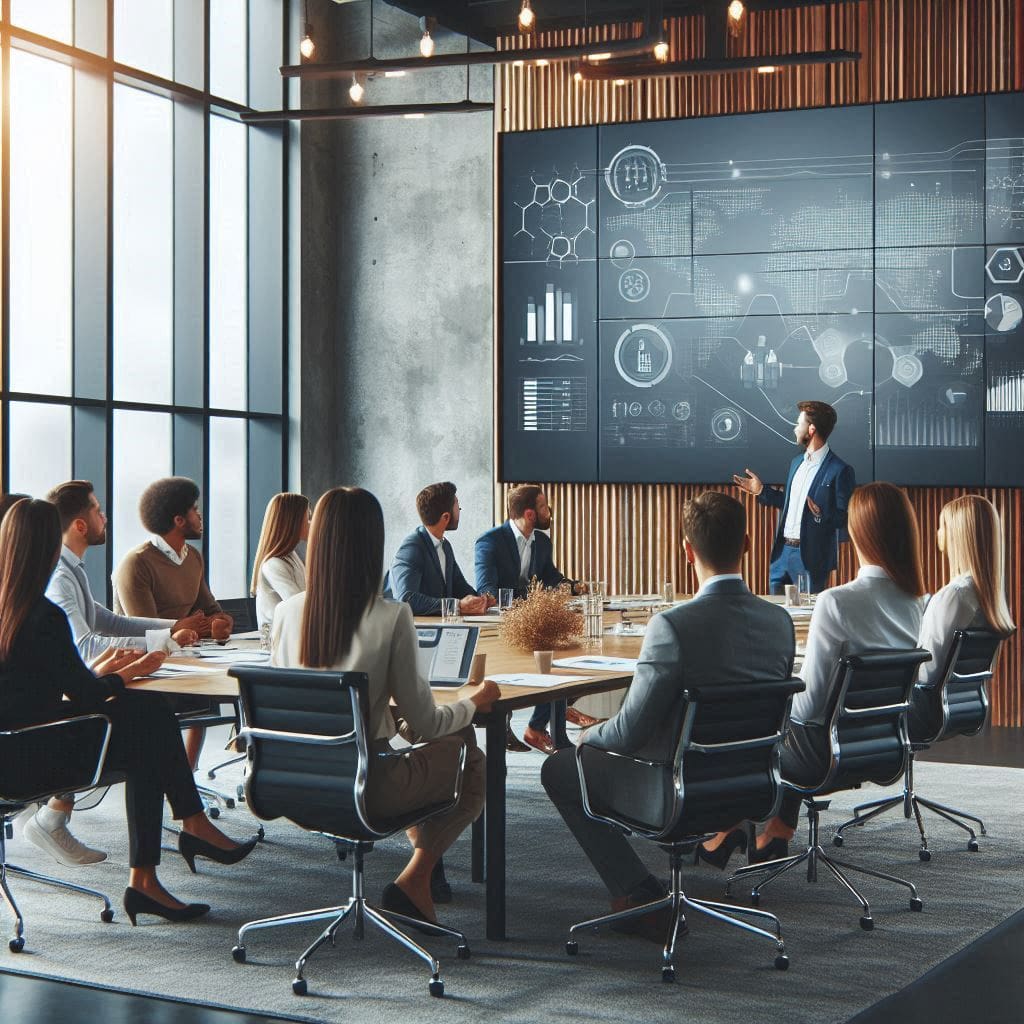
[431,857,452,904]
[179,832,258,874]
[749,837,790,865]
[695,828,749,871]
[380,882,440,935]
[123,887,209,926]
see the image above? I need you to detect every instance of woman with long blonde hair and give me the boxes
[251,492,310,630]
[910,495,1016,737]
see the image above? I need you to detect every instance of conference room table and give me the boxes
[128,596,810,942]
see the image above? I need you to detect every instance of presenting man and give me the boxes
[733,399,854,595]
[387,482,491,617]
[541,492,795,939]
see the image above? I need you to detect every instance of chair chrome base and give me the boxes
[727,801,923,929]
[206,753,246,803]
[230,844,468,997]
[833,751,985,859]
[566,848,789,980]
[0,826,114,952]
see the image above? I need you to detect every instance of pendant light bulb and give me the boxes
[518,0,535,32]
[299,25,315,59]
[349,75,364,102]
[653,40,669,62]
[727,0,745,37]
[420,29,435,57]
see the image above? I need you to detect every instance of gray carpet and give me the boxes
[3,720,1023,1024]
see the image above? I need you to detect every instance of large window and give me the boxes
[0,3,288,602]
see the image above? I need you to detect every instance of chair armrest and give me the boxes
[376,737,468,759]
[681,679,805,704]
[575,744,670,769]
[236,726,357,747]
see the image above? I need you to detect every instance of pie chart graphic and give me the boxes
[985,293,1023,333]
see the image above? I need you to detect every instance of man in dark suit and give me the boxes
[387,482,489,617]
[733,399,855,595]
[542,492,795,938]
[475,484,595,754]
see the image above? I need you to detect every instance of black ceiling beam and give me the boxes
[577,46,861,79]
[241,99,495,122]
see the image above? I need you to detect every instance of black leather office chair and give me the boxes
[565,678,804,982]
[834,629,1006,858]
[227,664,470,998]
[727,648,931,930]
[1,715,117,952]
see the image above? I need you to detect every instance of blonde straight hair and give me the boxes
[940,496,1015,636]
[250,492,310,596]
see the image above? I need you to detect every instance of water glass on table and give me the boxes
[441,597,461,623]
[583,593,604,642]
[662,579,675,606]
[796,572,813,607]
[498,588,515,614]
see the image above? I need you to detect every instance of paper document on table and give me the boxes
[232,630,262,640]
[434,629,469,678]
[149,664,211,679]
[486,673,590,688]
[197,650,270,665]
[552,656,639,671]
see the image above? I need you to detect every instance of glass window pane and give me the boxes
[113,85,173,405]
[114,0,172,79]
[11,0,72,43]
[112,410,172,570]
[9,52,72,396]
[208,417,247,598]
[211,0,248,104]
[209,116,248,411]
[8,403,72,498]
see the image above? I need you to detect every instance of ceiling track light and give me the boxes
[575,48,860,81]
[240,99,494,123]
[518,0,535,33]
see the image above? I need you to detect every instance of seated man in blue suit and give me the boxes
[733,399,855,595]
[475,484,596,755]
[387,482,490,617]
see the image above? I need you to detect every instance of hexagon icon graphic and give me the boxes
[985,248,1024,285]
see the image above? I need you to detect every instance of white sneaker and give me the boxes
[22,807,107,866]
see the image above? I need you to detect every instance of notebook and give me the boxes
[415,625,479,687]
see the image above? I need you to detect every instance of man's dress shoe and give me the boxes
[505,715,531,753]
[565,706,602,728]
[522,727,557,756]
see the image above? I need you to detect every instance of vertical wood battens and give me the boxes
[495,1,1024,723]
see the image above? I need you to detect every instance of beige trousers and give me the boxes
[365,726,485,857]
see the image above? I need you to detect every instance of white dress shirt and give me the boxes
[794,564,926,726]
[255,550,307,630]
[272,593,475,742]
[509,520,534,585]
[783,443,830,540]
[917,574,987,686]
[150,534,189,566]
[432,533,447,582]
[46,545,172,655]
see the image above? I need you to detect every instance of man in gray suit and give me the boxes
[542,491,794,936]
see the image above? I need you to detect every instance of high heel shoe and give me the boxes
[694,827,749,870]
[123,887,209,926]
[178,831,257,874]
[749,836,790,865]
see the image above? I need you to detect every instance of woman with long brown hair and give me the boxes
[251,492,310,630]
[749,482,929,861]
[910,495,1016,737]
[0,498,256,924]
[272,487,499,926]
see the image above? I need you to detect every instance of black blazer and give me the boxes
[0,597,124,730]
[386,526,477,616]
[474,522,572,600]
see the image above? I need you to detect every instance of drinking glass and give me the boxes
[662,579,675,605]
[584,580,605,599]
[584,593,604,642]
[498,588,515,613]
[796,572,813,606]
[441,597,460,623]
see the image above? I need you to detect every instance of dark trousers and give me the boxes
[768,543,828,596]
[541,747,653,899]
[777,721,831,829]
[528,701,569,745]
[100,690,204,867]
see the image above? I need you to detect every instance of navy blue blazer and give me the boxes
[386,526,477,617]
[759,449,855,577]
[474,522,572,600]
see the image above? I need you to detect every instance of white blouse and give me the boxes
[255,550,306,630]
[917,574,987,687]
[794,565,926,726]
[271,593,476,742]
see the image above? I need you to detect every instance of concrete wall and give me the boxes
[300,0,494,572]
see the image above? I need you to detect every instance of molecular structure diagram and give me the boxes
[514,166,595,266]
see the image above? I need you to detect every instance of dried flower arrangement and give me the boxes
[497,579,583,652]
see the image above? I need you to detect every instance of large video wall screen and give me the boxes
[499,94,1024,486]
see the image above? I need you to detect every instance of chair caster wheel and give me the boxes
[209,806,220,820]
[291,978,307,996]
[910,898,923,912]
[967,839,979,852]
[661,966,675,983]
[919,849,931,862]
[457,944,471,960]
[859,916,874,931]
[231,945,246,963]
[429,978,445,998]
[774,954,789,971]
[832,835,844,847]
[224,798,236,810]
[750,892,760,907]
[100,908,114,923]
[9,937,24,953]
[566,941,578,956]
[256,825,265,842]
[236,785,245,803]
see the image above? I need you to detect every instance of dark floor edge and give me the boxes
[0,965,316,1024]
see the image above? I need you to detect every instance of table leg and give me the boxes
[484,712,507,941]
[471,797,485,883]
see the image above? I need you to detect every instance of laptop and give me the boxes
[415,625,479,688]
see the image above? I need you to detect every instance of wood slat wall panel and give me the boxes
[494,1,1024,723]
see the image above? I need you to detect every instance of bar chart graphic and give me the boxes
[987,364,1024,412]
[521,377,588,432]
[521,284,583,346]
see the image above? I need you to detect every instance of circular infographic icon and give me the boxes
[609,239,636,268]
[605,145,665,208]
[648,399,665,418]
[618,268,651,303]
[892,353,924,388]
[985,293,1023,333]
[711,407,743,442]
[613,324,673,388]
[672,401,691,422]
[628,401,643,417]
